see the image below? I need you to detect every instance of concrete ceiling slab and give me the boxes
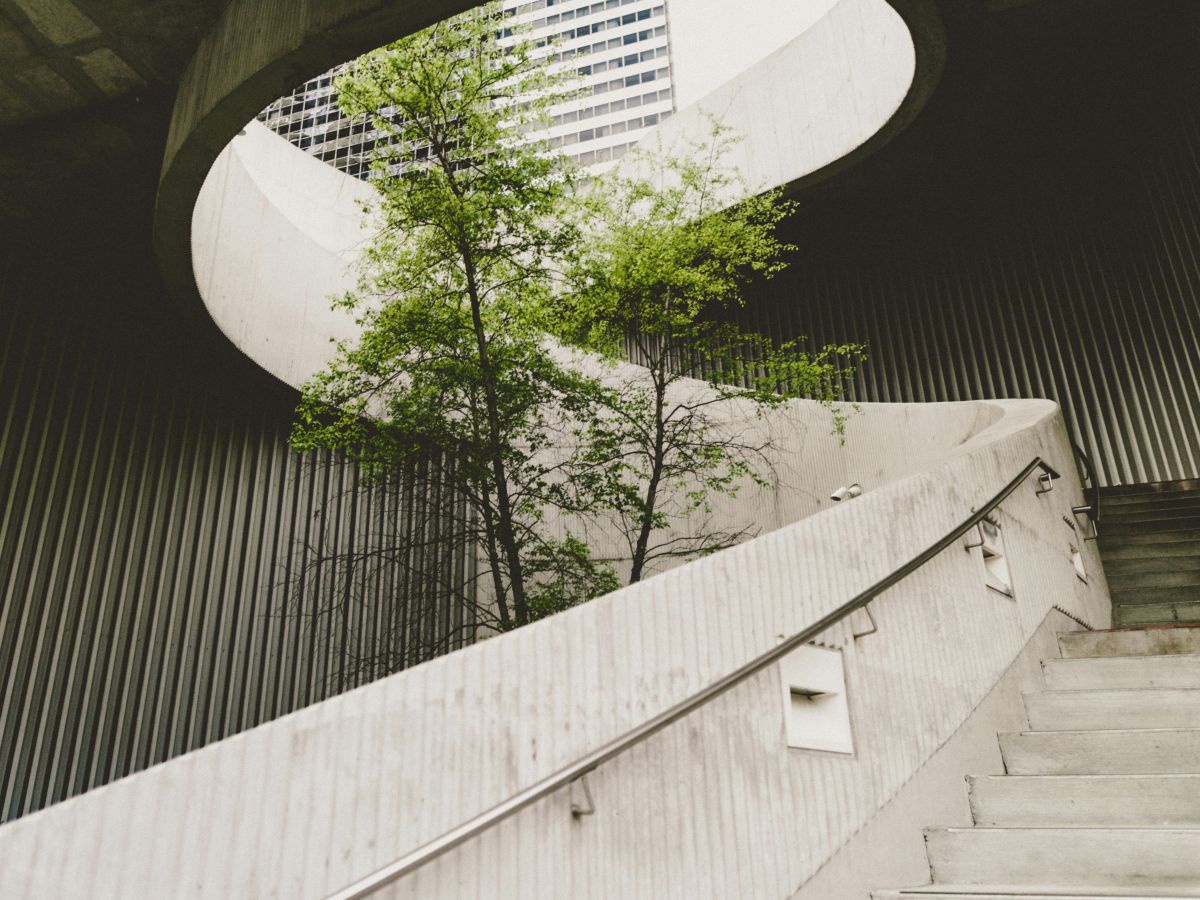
[0,0,227,129]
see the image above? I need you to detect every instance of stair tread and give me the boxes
[1009,726,1200,734]
[876,886,1200,898]
[1057,626,1200,658]
[1030,686,1200,695]
[1114,604,1200,628]
[925,827,1200,888]
[1024,688,1200,729]
[968,770,1200,826]
[1101,480,1200,496]
[972,773,1200,779]
[1103,518,1200,530]
[931,830,1200,840]
[1099,531,1200,543]
[1000,728,1200,775]
[1103,502,1200,512]
[1042,656,1200,690]
[1101,517,1200,528]
[1101,549,1200,561]
[1109,586,1200,598]
[1045,653,1200,662]
[1105,558,1200,572]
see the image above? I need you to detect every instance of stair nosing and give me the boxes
[1005,726,1200,736]
[1027,696,1200,700]
[1044,653,1200,662]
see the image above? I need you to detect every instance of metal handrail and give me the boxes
[328,456,1059,900]
[1070,440,1100,539]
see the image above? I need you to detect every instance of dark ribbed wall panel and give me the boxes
[732,3,1200,487]
[0,230,469,823]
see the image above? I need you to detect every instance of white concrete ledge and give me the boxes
[153,0,479,345]
[632,0,922,200]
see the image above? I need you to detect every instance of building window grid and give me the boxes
[256,0,674,177]
[527,5,664,49]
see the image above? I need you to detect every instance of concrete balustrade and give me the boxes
[0,392,1109,898]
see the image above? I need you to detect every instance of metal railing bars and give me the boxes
[327,456,1058,900]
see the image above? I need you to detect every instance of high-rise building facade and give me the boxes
[256,0,675,177]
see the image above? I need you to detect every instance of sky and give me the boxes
[667,0,842,108]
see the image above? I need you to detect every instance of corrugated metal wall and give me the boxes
[0,228,471,823]
[730,1,1200,487]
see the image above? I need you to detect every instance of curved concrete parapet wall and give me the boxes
[185,0,942,389]
[0,394,1109,898]
[154,0,479,335]
[194,122,369,388]
[629,0,942,200]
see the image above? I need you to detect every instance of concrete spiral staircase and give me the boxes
[876,624,1200,899]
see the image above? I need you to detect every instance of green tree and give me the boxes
[290,2,615,645]
[555,123,867,583]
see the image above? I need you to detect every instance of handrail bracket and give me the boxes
[569,775,595,818]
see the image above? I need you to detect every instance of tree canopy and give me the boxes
[288,5,865,682]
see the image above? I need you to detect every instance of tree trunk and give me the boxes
[462,254,530,623]
[630,365,668,583]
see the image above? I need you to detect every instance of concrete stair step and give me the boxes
[1104,557,1200,575]
[1058,626,1200,658]
[1099,531,1200,546]
[875,888,1200,898]
[1099,513,1200,528]
[1099,482,1200,496]
[1042,655,1200,690]
[1114,603,1200,628]
[1024,688,1200,730]
[1108,571,1200,589]
[1102,480,1200,497]
[1099,541,1200,561]
[1099,520,1200,542]
[874,888,1200,898]
[924,827,1200,888]
[1109,587,1200,605]
[1102,494,1200,512]
[967,774,1200,827]
[1000,728,1200,775]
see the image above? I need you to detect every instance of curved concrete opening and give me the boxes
[176,0,942,388]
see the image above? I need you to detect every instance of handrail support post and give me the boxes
[570,775,595,818]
